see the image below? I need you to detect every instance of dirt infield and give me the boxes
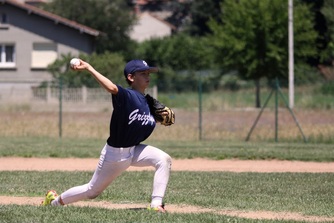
[1,157,334,222]
[1,157,334,172]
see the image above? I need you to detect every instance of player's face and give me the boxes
[134,70,150,87]
[132,70,150,91]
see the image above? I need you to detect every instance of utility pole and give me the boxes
[288,0,294,109]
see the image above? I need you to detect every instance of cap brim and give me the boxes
[138,67,159,73]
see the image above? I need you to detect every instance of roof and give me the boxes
[1,0,102,37]
[130,12,175,42]
[148,12,176,31]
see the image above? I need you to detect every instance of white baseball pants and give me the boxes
[56,143,172,205]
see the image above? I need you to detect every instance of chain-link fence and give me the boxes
[0,84,157,112]
[1,82,334,142]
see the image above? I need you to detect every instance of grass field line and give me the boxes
[1,157,334,172]
[0,196,333,222]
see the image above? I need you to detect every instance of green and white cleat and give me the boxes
[147,204,166,213]
[41,190,58,206]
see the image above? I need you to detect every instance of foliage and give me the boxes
[165,0,222,36]
[136,34,214,70]
[206,0,318,82]
[186,0,222,36]
[294,64,323,85]
[40,0,135,54]
[135,34,218,92]
[319,81,334,95]
[320,0,334,62]
[85,52,127,87]
[322,0,334,41]
[47,52,127,88]
[164,0,191,32]
[39,0,330,93]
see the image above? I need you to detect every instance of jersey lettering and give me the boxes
[128,109,155,125]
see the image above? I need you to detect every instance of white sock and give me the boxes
[151,196,163,207]
[51,197,61,206]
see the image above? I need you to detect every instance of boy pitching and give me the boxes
[41,59,172,213]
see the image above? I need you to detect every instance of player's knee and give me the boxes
[86,190,101,199]
[165,154,172,166]
[157,153,172,169]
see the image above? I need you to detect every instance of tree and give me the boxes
[186,0,222,36]
[207,0,318,107]
[41,0,136,54]
[320,0,334,62]
[164,0,221,36]
[47,52,126,88]
[317,0,334,88]
[135,34,217,92]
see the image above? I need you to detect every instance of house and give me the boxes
[129,11,175,43]
[129,1,176,43]
[0,0,101,91]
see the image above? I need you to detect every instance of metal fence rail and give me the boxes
[1,85,157,104]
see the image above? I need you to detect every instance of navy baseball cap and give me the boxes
[124,59,158,78]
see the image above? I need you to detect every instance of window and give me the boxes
[0,13,9,30]
[31,43,57,68]
[1,13,7,24]
[0,44,15,68]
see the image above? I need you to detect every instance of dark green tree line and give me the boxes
[135,34,217,92]
[321,0,334,62]
[206,0,318,107]
[43,0,334,100]
[41,0,136,54]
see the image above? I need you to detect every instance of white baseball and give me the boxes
[70,58,80,67]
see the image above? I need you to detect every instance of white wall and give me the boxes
[130,12,172,42]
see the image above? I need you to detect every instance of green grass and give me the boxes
[1,136,334,222]
[159,85,334,110]
[0,137,104,158]
[0,171,334,222]
[1,84,333,222]
[0,205,236,223]
[0,136,333,162]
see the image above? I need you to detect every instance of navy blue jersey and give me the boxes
[107,85,156,147]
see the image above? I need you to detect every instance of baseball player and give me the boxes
[41,59,174,213]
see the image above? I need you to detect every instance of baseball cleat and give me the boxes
[147,204,166,213]
[41,190,58,206]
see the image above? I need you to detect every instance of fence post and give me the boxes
[47,85,51,103]
[82,86,87,104]
[153,85,158,99]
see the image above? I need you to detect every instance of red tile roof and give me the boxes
[2,0,102,36]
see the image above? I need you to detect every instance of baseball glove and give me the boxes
[145,94,175,126]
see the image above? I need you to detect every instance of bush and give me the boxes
[320,81,334,95]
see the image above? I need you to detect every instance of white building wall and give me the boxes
[130,12,172,42]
